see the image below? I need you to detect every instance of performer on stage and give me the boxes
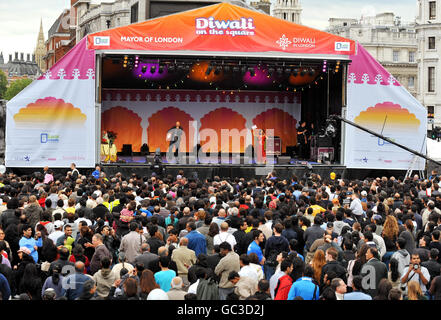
[297,121,309,160]
[167,121,184,163]
[257,129,267,164]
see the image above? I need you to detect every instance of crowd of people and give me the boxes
[0,163,441,301]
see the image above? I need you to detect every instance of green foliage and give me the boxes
[4,78,32,101]
[0,70,7,99]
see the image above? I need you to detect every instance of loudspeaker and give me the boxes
[140,143,149,155]
[278,156,291,164]
[316,136,333,147]
[121,144,133,156]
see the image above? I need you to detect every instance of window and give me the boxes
[428,67,435,92]
[428,106,435,118]
[409,51,415,63]
[131,2,139,24]
[429,1,436,20]
[408,76,415,88]
[429,36,436,49]
[393,50,399,62]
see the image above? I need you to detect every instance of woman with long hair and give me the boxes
[76,226,95,261]
[351,244,370,278]
[206,222,219,255]
[406,281,427,300]
[36,224,58,263]
[19,263,42,300]
[373,278,393,300]
[388,258,401,290]
[310,249,326,284]
[139,269,160,299]
[382,215,399,268]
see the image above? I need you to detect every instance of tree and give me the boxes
[0,70,7,99]
[4,78,32,101]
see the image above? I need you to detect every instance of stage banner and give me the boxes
[87,2,355,56]
[101,89,301,154]
[5,38,96,168]
[345,43,427,170]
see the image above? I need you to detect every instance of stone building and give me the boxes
[327,12,418,97]
[416,0,441,126]
[34,19,47,73]
[273,0,302,24]
[249,0,271,15]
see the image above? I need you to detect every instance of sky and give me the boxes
[0,0,418,64]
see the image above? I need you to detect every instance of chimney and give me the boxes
[20,53,24,61]
[14,52,18,61]
[27,54,30,62]
[32,54,36,62]
[9,54,12,63]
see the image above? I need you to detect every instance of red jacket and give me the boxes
[274,274,293,300]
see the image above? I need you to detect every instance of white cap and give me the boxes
[361,191,367,197]
[147,289,169,300]
[53,220,64,229]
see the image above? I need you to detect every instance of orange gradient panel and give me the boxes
[289,69,319,86]
[253,108,298,153]
[200,107,247,153]
[101,106,143,152]
[354,102,420,133]
[189,61,225,83]
[148,107,194,152]
[13,97,86,127]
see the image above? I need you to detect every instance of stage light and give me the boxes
[300,70,306,77]
[214,67,221,75]
[285,68,292,75]
[141,65,147,73]
[168,65,175,73]
[205,65,213,75]
[248,67,255,77]
[241,66,247,74]
[233,66,240,73]
[276,68,283,76]
[184,65,190,72]
[322,60,327,73]
[223,65,231,72]
[150,66,156,73]
[158,65,164,74]
[308,69,315,76]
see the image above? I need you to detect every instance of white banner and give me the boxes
[345,44,427,170]
[5,38,96,168]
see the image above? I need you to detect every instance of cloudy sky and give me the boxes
[0,0,418,63]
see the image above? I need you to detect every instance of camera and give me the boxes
[413,264,420,270]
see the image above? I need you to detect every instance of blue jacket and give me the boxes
[61,272,92,300]
[185,230,207,257]
[287,277,319,300]
[247,241,264,263]
[19,236,42,263]
[0,273,10,300]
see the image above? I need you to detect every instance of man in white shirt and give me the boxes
[400,252,430,295]
[349,192,363,221]
[214,222,237,250]
[238,254,258,282]
[48,220,65,244]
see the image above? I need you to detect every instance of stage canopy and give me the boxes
[5,2,427,171]
[87,2,356,58]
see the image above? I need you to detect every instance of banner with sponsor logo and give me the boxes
[87,2,355,56]
[345,43,427,170]
[5,38,96,168]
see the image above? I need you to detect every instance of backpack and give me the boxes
[196,278,219,300]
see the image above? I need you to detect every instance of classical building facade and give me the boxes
[416,0,441,126]
[273,0,302,24]
[327,13,418,97]
[249,0,271,15]
[34,19,47,73]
